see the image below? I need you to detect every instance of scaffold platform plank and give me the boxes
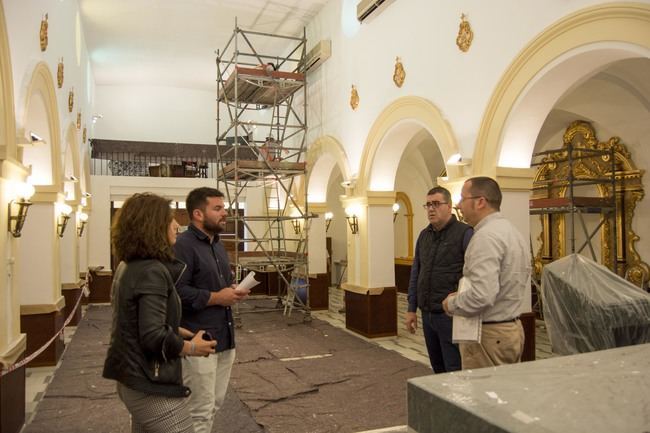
[218,66,304,106]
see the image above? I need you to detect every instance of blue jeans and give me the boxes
[421,311,461,373]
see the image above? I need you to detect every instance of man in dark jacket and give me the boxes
[405,186,473,373]
[174,187,247,433]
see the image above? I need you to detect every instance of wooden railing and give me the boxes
[90,138,256,178]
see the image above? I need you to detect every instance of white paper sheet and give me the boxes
[452,277,482,343]
[236,271,260,294]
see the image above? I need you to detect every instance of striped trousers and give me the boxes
[117,383,194,433]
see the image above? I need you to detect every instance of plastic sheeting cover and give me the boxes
[541,254,650,355]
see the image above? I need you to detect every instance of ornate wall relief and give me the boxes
[456,14,473,52]
[57,58,64,88]
[39,13,48,52]
[350,85,359,110]
[532,120,647,287]
[393,57,405,88]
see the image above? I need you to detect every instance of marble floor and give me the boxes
[22,292,554,431]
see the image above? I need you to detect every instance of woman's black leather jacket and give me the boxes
[102,258,191,397]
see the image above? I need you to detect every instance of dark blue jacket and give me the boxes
[174,224,235,352]
[407,215,473,313]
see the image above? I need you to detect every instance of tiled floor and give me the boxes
[23,292,554,430]
[313,287,555,370]
[23,321,80,427]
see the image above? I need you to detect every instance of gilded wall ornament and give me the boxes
[531,120,648,287]
[456,14,473,53]
[393,57,405,88]
[39,13,49,52]
[350,85,359,110]
[77,112,81,129]
[68,88,74,113]
[57,58,64,88]
[82,127,87,143]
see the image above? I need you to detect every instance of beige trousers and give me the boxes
[460,320,525,369]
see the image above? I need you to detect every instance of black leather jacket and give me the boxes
[102,259,191,398]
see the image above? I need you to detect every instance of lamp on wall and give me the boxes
[392,202,400,222]
[291,218,302,234]
[56,203,73,237]
[446,153,472,166]
[345,205,360,235]
[77,212,89,237]
[7,182,36,238]
[324,212,333,232]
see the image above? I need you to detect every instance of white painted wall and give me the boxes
[88,175,219,269]
[18,202,59,305]
[93,85,217,144]
[5,0,95,167]
[304,0,635,175]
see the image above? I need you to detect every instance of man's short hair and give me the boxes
[186,187,225,220]
[467,177,502,211]
[427,186,452,204]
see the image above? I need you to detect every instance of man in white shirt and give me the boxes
[442,177,531,369]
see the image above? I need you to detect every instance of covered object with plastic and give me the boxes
[541,254,650,355]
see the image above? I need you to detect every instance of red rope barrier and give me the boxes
[0,281,89,378]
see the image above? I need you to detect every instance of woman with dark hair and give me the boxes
[103,193,216,433]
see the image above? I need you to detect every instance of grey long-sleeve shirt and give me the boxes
[448,212,531,322]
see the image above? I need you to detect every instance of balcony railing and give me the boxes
[90,138,256,178]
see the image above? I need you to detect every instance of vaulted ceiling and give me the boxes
[79,0,329,90]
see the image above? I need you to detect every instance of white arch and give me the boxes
[475,2,650,174]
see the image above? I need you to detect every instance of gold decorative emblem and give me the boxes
[456,14,473,53]
[57,58,64,88]
[76,112,81,129]
[82,127,87,143]
[39,14,49,52]
[68,88,74,113]
[393,57,405,88]
[350,85,359,110]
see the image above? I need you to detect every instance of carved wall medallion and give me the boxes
[77,112,82,129]
[456,14,473,52]
[350,85,359,110]
[532,120,648,287]
[68,88,74,113]
[57,58,64,88]
[82,127,87,143]
[393,57,405,88]
[39,13,49,52]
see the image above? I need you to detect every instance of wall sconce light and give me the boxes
[392,202,400,222]
[324,212,333,233]
[77,212,88,237]
[7,182,36,238]
[56,203,73,237]
[345,205,360,235]
[291,218,301,234]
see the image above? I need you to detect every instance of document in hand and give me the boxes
[235,271,261,295]
[452,277,482,343]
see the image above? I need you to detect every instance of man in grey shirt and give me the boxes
[443,176,531,369]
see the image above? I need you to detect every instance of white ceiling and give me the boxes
[79,0,330,91]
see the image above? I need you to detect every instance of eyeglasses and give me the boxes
[422,201,448,209]
[459,195,483,203]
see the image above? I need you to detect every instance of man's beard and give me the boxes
[203,218,225,235]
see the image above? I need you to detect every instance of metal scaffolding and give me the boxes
[215,21,312,320]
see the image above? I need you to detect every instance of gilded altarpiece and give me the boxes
[532,121,648,288]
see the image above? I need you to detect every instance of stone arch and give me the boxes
[17,61,62,188]
[357,96,460,194]
[62,122,81,202]
[475,2,650,174]
[306,135,352,203]
[0,2,15,155]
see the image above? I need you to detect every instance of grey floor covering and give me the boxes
[23,300,431,433]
